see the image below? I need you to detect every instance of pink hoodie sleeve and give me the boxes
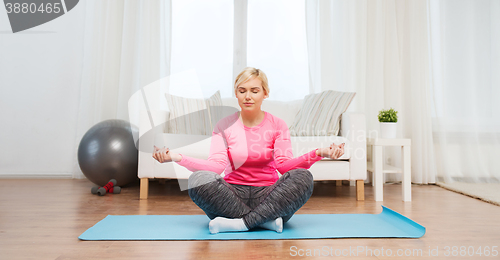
[273,120,323,174]
[175,128,229,174]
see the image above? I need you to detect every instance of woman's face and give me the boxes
[235,77,268,112]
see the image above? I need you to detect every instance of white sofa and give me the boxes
[137,97,367,200]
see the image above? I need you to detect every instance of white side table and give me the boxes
[366,138,412,201]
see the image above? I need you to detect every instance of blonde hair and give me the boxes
[234,67,269,96]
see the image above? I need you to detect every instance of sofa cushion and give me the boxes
[309,160,350,180]
[221,97,239,109]
[165,90,223,135]
[289,90,355,136]
[262,99,303,127]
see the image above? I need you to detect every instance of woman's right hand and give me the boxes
[152,145,173,163]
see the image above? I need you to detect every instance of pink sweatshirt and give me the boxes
[176,111,323,186]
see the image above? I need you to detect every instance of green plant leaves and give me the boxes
[378,108,398,122]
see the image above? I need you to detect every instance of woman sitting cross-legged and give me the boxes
[152,67,344,234]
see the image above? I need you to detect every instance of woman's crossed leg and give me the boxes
[187,169,314,234]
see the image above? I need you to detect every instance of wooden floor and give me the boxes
[1,179,499,260]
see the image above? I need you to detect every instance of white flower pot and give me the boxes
[379,122,397,139]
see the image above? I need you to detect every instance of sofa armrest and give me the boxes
[340,112,367,180]
[138,109,169,179]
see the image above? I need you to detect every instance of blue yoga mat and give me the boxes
[79,206,425,240]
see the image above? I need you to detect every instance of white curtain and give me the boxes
[72,0,171,178]
[306,0,437,184]
[429,0,500,183]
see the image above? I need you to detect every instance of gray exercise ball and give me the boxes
[78,119,139,187]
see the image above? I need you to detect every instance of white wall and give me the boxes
[0,3,86,177]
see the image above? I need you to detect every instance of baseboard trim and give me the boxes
[0,172,73,179]
[436,176,500,183]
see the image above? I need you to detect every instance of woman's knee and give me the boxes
[287,169,314,186]
[275,169,314,199]
[188,170,220,190]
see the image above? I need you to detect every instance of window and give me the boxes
[170,0,309,101]
[247,0,309,101]
[170,0,234,98]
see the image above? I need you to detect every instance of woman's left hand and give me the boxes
[317,143,345,159]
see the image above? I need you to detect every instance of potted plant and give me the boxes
[378,108,398,139]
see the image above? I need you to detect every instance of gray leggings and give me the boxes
[187,169,314,229]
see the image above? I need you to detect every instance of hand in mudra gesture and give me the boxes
[317,143,345,159]
[152,145,173,163]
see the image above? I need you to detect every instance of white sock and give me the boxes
[258,217,283,233]
[209,217,248,234]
